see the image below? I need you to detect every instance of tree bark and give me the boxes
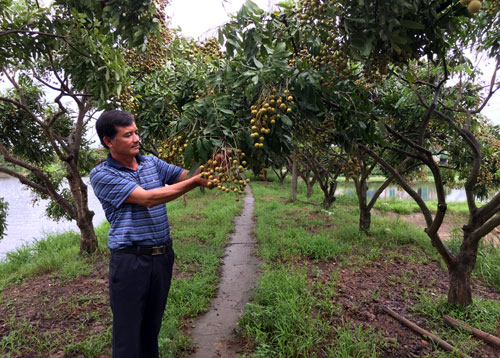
[448,238,478,306]
[305,177,315,198]
[67,170,99,254]
[448,264,473,306]
[321,195,336,209]
[291,157,298,201]
[359,205,371,232]
[355,179,371,231]
[321,180,337,209]
[77,210,98,253]
[300,169,316,198]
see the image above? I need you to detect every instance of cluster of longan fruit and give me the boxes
[124,30,170,73]
[123,1,172,73]
[249,88,294,149]
[341,156,362,180]
[294,2,353,81]
[298,0,336,29]
[119,91,139,117]
[199,150,250,201]
[199,38,225,59]
[157,133,188,167]
[182,38,224,62]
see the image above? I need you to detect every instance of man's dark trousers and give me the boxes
[109,245,174,358]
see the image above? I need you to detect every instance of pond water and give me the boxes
[337,182,467,202]
[0,176,106,260]
[0,177,467,260]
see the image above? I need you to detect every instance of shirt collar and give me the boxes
[106,153,145,170]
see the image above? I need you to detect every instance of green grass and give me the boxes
[374,198,472,215]
[239,265,328,358]
[239,264,385,358]
[2,173,499,357]
[240,181,399,357]
[0,188,242,358]
[412,292,500,356]
[445,233,500,291]
[240,178,500,357]
[0,230,103,290]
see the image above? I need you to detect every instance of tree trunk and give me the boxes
[447,240,478,306]
[303,172,316,198]
[360,206,371,232]
[448,263,473,306]
[356,180,371,231]
[321,195,336,209]
[306,180,314,197]
[291,158,298,201]
[321,180,337,209]
[77,211,98,253]
[68,171,99,254]
[273,167,288,183]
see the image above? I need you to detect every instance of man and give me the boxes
[90,110,211,358]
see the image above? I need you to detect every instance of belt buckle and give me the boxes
[151,245,165,255]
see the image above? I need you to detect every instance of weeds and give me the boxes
[0,188,242,358]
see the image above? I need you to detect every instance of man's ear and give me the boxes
[103,136,113,148]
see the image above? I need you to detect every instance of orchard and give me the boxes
[1,0,500,309]
[124,0,500,307]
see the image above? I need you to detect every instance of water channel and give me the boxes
[0,175,106,260]
[0,176,466,260]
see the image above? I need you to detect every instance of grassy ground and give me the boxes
[1,176,499,357]
[0,188,242,357]
[238,178,500,357]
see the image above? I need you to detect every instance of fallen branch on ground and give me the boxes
[382,306,471,358]
[444,315,500,349]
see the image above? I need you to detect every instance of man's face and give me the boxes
[105,123,140,157]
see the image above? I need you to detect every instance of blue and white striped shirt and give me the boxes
[90,154,183,250]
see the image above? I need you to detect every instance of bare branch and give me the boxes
[434,109,481,214]
[0,166,49,195]
[475,191,500,224]
[471,56,500,115]
[359,143,455,267]
[0,29,92,59]
[385,123,433,157]
[2,67,28,108]
[366,160,419,211]
[471,214,500,244]
[418,56,448,146]
[0,145,77,217]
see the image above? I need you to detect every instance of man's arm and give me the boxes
[125,173,209,208]
[174,168,200,183]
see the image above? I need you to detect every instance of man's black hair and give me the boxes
[96,110,135,149]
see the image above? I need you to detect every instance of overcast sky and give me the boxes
[166,0,277,40]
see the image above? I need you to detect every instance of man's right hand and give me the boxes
[196,174,215,189]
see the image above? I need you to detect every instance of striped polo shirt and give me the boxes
[90,154,183,250]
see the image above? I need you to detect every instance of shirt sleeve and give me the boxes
[153,156,184,185]
[90,168,138,208]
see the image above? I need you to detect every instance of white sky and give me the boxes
[166,0,277,40]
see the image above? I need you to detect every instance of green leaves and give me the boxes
[0,197,8,240]
[401,20,425,30]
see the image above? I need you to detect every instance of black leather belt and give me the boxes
[118,241,172,255]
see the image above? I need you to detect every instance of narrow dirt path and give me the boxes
[190,185,260,358]
[377,210,500,245]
